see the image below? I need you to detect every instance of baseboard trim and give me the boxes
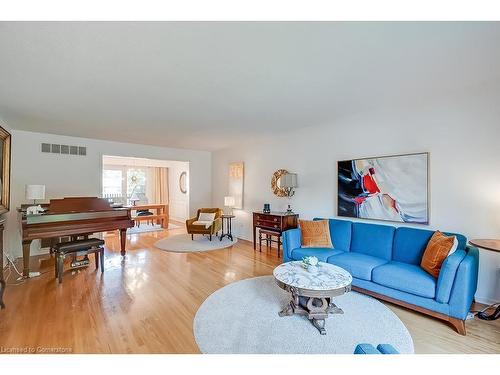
[474,295,499,305]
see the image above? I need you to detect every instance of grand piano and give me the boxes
[20,197,135,277]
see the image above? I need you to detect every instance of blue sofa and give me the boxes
[282,218,479,335]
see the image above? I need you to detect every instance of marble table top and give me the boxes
[273,261,352,291]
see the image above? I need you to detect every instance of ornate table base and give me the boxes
[279,287,344,335]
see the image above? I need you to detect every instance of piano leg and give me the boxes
[22,239,33,278]
[120,228,127,256]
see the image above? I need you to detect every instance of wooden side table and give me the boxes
[220,215,235,242]
[469,239,500,321]
[252,211,298,250]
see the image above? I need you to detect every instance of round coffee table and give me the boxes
[273,261,352,335]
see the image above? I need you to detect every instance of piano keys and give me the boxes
[20,197,135,277]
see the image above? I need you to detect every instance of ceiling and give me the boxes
[1,22,499,151]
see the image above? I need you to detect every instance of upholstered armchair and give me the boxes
[186,208,223,241]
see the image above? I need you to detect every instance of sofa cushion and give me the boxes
[314,218,352,251]
[392,227,468,266]
[372,261,436,299]
[327,252,388,281]
[393,227,435,265]
[291,247,344,262]
[350,222,395,260]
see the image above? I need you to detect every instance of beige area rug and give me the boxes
[127,222,179,234]
[194,276,414,354]
[154,233,237,253]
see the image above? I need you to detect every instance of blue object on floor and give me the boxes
[354,343,399,354]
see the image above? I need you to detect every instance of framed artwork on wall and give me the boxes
[337,152,429,224]
[228,162,244,209]
[0,125,11,215]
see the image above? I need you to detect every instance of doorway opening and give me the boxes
[101,155,189,234]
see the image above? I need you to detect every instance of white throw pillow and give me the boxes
[448,236,459,256]
[198,212,216,222]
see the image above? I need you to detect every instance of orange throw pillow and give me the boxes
[421,231,457,278]
[299,220,333,248]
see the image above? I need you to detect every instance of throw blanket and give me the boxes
[192,220,214,229]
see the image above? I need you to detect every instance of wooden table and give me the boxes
[469,239,500,321]
[469,239,500,253]
[128,203,169,228]
[253,211,298,250]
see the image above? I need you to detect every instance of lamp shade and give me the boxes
[25,185,45,200]
[278,173,298,188]
[224,196,236,207]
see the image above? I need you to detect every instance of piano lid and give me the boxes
[23,197,131,225]
[47,197,119,213]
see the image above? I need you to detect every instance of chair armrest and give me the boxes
[186,217,197,228]
[448,246,479,319]
[282,228,301,262]
[435,249,467,303]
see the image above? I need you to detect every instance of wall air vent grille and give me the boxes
[41,143,87,156]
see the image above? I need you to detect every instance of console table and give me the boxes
[252,211,298,250]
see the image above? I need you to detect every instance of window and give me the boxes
[127,168,147,203]
[102,166,148,204]
[103,168,123,197]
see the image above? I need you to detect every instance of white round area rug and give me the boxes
[154,233,237,253]
[193,276,414,354]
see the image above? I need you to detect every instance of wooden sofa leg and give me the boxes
[449,317,466,335]
[191,234,194,240]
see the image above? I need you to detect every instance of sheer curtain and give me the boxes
[153,167,169,204]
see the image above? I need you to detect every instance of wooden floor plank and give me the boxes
[0,227,498,354]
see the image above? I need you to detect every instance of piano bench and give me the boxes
[53,238,105,284]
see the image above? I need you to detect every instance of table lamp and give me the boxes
[224,196,235,215]
[25,185,45,204]
[278,173,298,214]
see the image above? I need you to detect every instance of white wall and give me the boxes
[5,130,211,258]
[212,89,500,304]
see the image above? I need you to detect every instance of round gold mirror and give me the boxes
[179,171,188,194]
[271,169,289,197]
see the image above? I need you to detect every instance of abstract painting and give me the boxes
[228,161,244,209]
[338,153,428,224]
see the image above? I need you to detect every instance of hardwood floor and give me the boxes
[0,227,499,354]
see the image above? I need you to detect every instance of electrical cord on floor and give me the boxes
[4,266,26,286]
[3,254,50,285]
[476,304,500,321]
[5,254,24,279]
